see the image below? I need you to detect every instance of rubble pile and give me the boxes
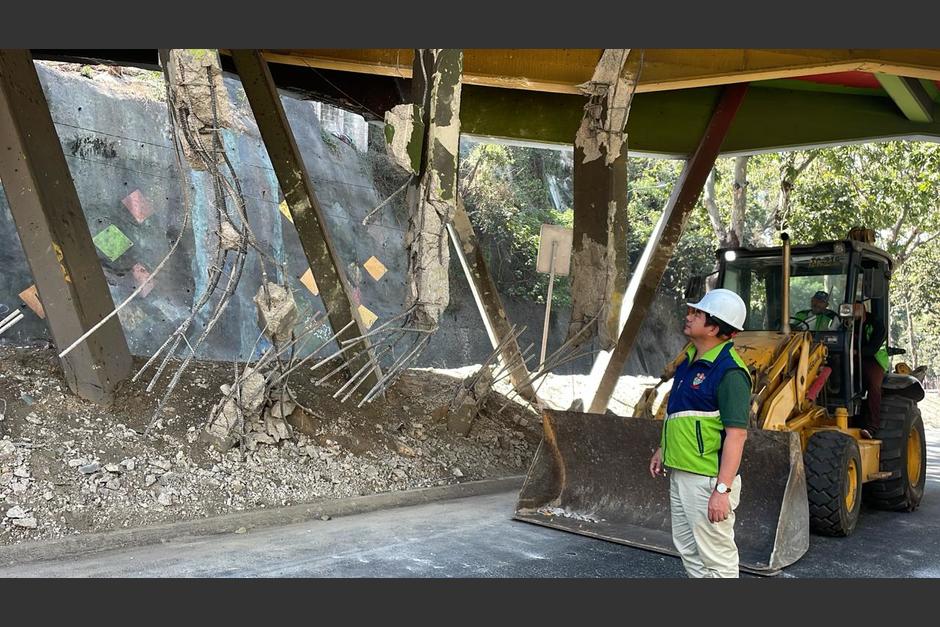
[0,345,541,544]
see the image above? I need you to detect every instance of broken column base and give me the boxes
[435,367,494,436]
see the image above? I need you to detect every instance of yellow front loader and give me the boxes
[515,232,927,573]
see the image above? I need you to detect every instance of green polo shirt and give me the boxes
[716,368,751,429]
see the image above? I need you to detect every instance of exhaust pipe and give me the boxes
[781,232,791,335]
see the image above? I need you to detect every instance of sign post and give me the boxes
[535,225,574,369]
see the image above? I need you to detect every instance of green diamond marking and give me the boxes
[93,224,134,262]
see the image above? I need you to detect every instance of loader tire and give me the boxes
[864,396,926,512]
[805,431,862,536]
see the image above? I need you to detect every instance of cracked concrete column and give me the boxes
[162,49,231,170]
[586,84,749,414]
[0,50,132,404]
[567,50,640,351]
[385,49,463,330]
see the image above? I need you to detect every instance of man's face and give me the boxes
[811,297,826,314]
[684,306,716,340]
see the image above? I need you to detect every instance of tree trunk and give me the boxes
[703,167,730,247]
[774,151,817,238]
[905,291,919,368]
[730,156,749,247]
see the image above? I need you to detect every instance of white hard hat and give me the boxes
[687,288,747,331]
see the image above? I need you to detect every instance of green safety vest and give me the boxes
[662,341,751,477]
[794,309,836,331]
[864,323,890,372]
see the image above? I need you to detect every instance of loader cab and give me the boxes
[715,240,893,415]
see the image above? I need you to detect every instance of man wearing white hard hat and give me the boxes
[649,288,751,578]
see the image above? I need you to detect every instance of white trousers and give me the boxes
[669,469,742,578]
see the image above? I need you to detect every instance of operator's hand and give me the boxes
[708,490,731,523]
[649,447,665,478]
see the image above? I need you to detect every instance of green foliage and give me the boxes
[459,138,940,379]
[459,141,573,306]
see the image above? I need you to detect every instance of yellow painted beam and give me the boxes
[234,49,940,95]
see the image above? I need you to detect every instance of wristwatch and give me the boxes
[715,482,731,495]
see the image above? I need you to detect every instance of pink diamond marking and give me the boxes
[132,263,155,297]
[122,189,155,224]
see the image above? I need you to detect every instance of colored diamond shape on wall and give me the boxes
[300,268,319,295]
[122,189,155,223]
[363,256,387,281]
[93,225,133,262]
[18,284,45,319]
[132,263,155,297]
[357,304,378,329]
[117,302,147,330]
[278,200,294,224]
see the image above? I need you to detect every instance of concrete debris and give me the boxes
[0,345,544,545]
[79,462,101,475]
[270,399,296,419]
[320,514,331,521]
[13,467,29,478]
[150,459,172,472]
[442,367,493,436]
[12,517,38,529]
[234,526,247,534]
[238,368,267,416]
[25,412,43,425]
[264,411,292,443]
[253,283,298,347]
[219,221,242,251]
[244,431,275,451]
[5,505,28,519]
[0,441,16,462]
[452,467,464,478]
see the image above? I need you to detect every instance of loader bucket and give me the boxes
[514,410,810,574]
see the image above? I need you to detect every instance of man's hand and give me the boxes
[708,490,731,523]
[649,447,665,478]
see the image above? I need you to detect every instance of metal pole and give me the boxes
[781,232,791,335]
[0,312,24,336]
[540,241,558,369]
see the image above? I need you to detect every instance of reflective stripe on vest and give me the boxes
[662,341,750,477]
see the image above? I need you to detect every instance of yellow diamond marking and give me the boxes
[300,268,319,295]
[357,304,378,329]
[363,256,388,281]
[279,200,294,224]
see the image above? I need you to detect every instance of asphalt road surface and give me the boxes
[5,432,939,578]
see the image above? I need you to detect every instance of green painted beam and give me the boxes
[461,83,940,156]
[919,79,940,104]
[874,73,934,123]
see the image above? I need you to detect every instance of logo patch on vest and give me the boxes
[692,372,706,389]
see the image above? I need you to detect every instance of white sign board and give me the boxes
[536,224,574,276]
